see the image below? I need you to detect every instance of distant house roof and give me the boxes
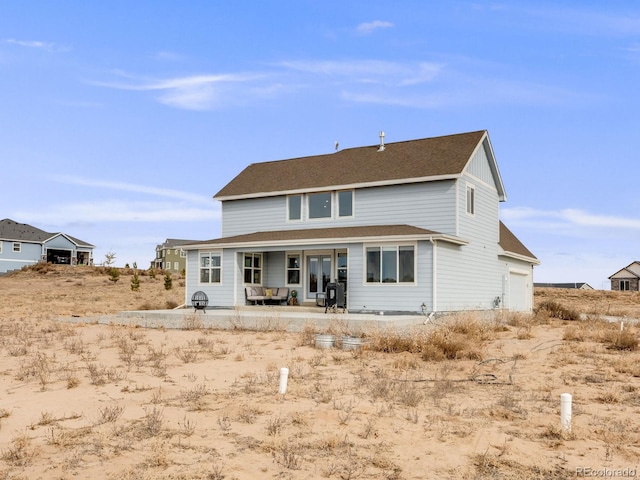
[0,218,94,247]
[608,261,640,279]
[157,238,201,249]
[215,130,506,201]
[182,224,469,249]
[498,222,539,264]
[534,282,594,290]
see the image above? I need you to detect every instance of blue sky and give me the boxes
[1,1,639,289]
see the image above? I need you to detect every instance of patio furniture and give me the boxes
[324,282,346,313]
[191,291,209,312]
[245,286,289,305]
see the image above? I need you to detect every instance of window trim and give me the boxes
[364,243,416,285]
[620,279,631,291]
[307,192,333,220]
[243,253,263,285]
[13,242,21,253]
[199,251,222,284]
[285,252,302,286]
[466,183,475,216]
[287,195,302,222]
[337,190,354,218]
[0,242,2,253]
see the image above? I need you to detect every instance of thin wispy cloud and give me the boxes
[502,207,640,230]
[356,20,395,36]
[53,175,214,206]
[4,38,55,50]
[90,71,270,110]
[2,38,69,52]
[16,200,220,224]
[279,60,442,85]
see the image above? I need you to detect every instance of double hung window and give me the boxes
[200,252,221,283]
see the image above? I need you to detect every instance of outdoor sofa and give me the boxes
[245,286,289,305]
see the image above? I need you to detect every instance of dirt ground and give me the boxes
[1,266,639,479]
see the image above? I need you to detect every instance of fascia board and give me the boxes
[499,250,541,266]
[183,233,469,250]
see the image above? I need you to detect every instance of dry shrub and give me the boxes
[602,329,638,351]
[367,316,490,361]
[471,451,567,479]
[563,319,638,350]
[612,356,640,377]
[536,300,579,320]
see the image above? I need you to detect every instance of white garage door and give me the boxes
[509,271,528,311]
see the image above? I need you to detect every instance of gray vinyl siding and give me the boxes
[0,241,41,272]
[186,249,236,308]
[466,141,495,186]
[347,240,432,314]
[44,236,76,250]
[435,170,503,311]
[500,256,534,311]
[220,181,458,237]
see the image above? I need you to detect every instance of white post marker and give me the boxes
[561,393,572,432]
[279,367,289,395]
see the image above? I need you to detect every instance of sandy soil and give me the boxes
[1,266,639,479]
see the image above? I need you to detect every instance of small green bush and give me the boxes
[108,268,120,283]
[131,271,140,291]
[164,272,173,290]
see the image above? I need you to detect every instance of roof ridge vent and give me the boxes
[377,131,385,152]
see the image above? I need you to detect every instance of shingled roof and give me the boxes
[215,130,490,200]
[183,225,468,249]
[0,218,51,242]
[499,222,538,263]
[0,218,94,247]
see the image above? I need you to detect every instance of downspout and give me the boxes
[430,237,437,312]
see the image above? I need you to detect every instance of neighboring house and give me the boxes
[609,262,640,291]
[183,130,539,313]
[0,218,94,273]
[534,282,594,290]
[151,239,199,273]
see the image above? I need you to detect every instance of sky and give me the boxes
[1,1,639,289]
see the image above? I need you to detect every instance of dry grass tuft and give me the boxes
[536,300,580,320]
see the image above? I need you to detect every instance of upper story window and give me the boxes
[287,190,355,222]
[13,242,21,253]
[0,242,2,253]
[287,195,302,221]
[200,252,221,283]
[338,190,353,217]
[180,249,186,258]
[466,184,475,215]
[308,192,332,219]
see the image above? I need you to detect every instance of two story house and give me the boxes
[0,218,94,273]
[183,130,539,313]
[151,239,200,273]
